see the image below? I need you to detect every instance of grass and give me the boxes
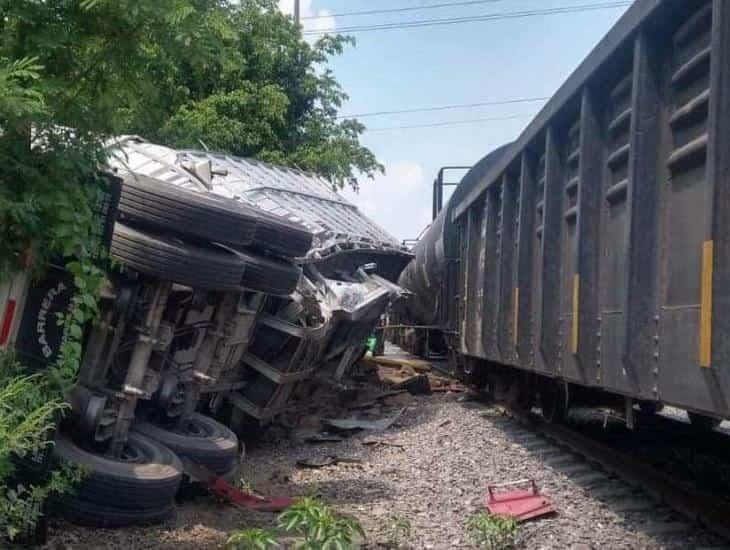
[466,512,518,550]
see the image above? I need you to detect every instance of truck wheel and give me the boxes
[233,248,302,296]
[118,174,258,248]
[251,210,313,259]
[111,223,245,291]
[53,431,182,512]
[134,413,239,476]
[62,500,174,528]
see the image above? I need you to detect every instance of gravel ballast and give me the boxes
[45,391,725,549]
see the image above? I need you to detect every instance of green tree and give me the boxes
[147,0,382,190]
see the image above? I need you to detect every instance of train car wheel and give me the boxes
[638,401,664,415]
[460,356,486,389]
[687,411,721,432]
[539,379,569,424]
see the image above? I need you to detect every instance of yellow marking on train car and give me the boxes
[700,240,713,368]
[513,287,519,348]
[571,274,579,355]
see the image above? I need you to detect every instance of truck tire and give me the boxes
[53,431,182,512]
[62,500,174,528]
[251,210,313,259]
[118,174,258,248]
[233,248,302,296]
[111,223,245,291]
[134,414,239,476]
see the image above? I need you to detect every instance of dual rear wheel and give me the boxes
[54,414,239,527]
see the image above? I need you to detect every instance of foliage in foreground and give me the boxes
[0,461,85,542]
[0,354,84,541]
[467,512,519,550]
[226,527,280,550]
[279,497,364,550]
[227,498,364,550]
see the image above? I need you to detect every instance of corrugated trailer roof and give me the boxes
[107,137,412,278]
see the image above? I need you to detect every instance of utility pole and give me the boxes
[294,0,300,24]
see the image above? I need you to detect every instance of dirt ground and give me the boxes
[43,377,724,549]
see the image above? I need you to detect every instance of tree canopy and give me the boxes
[0,0,380,275]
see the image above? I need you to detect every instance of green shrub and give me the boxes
[466,512,518,550]
[278,497,364,550]
[226,527,279,550]
[0,461,84,541]
[0,353,83,541]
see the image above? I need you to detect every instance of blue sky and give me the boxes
[279,0,630,241]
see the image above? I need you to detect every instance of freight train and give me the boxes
[398,0,730,429]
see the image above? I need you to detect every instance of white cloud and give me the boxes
[278,0,336,36]
[341,161,433,243]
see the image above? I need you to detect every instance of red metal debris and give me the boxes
[484,479,555,522]
[184,459,294,512]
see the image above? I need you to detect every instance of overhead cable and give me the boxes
[337,96,549,119]
[364,113,535,132]
[302,0,505,20]
[302,2,631,35]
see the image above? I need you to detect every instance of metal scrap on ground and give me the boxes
[323,408,406,432]
[484,479,556,522]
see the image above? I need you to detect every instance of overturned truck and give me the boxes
[0,136,411,526]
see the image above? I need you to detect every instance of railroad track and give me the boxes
[487,404,730,545]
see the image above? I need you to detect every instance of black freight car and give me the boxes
[399,0,730,428]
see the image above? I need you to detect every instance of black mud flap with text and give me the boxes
[14,175,121,370]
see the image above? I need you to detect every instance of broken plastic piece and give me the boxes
[484,479,555,522]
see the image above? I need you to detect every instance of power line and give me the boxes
[364,113,535,132]
[301,0,505,20]
[337,96,549,119]
[302,1,631,35]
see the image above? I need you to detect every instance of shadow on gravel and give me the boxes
[284,476,394,504]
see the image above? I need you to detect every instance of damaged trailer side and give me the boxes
[107,137,411,426]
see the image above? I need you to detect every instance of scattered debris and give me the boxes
[323,408,406,433]
[347,391,406,410]
[293,430,346,444]
[184,460,294,513]
[296,456,363,469]
[394,373,431,395]
[361,438,406,450]
[431,384,466,393]
[365,355,432,372]
[484,479,555,522]
[381,392,416,407]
